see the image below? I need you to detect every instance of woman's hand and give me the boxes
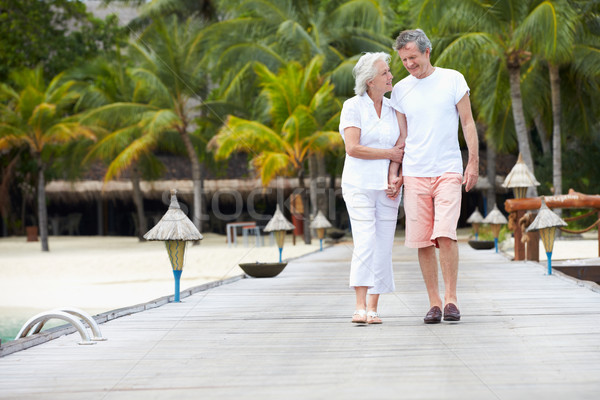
[389,144,404,163]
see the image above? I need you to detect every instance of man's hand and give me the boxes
[463,159,479,192]
[386,176,403,199]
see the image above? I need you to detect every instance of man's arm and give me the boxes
[386,111,407,198]
[457,93,479,192]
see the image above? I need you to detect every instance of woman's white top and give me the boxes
[339,93,400,190]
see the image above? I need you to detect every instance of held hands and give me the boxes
[389,144,405,163]
[463,159,479,192]
[386,176,403,199]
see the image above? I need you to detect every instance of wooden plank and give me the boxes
[0,243,599,399]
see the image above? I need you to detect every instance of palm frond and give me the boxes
[302,130,344,157]
[211,115,285,160]
[331,0,394,35]
[85,124,142,162]
[27,103,57,136]
[45,123,96,144]
[516,0,577,63]
[129,68,173,107]
[104,133,158,181]
[281,105,318,147]
[572,44,600,79]
[80,102,156,128]
[139,109,181,137]
[253,151,292,186]
[217,42,285,73]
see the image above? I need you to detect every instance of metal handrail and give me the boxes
[15,308,107,345]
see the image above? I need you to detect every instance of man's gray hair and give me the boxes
[393,29,432,53]
[353,52,391,96]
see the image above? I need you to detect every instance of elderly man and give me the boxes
[388,29,479,324]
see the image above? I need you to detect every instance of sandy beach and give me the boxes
[0,233,323,342]
[0,233,323,310]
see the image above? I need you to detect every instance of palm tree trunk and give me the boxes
[486,140,497,214]
[315,155,328,215]
[308,155,318,217]
[131,169,147,241]
[180,130,204,233]
[549,63,562,196]
[308,155,328,216]
[533,112,550,156]
[508,66,538,197]
[0,154,18,236]
[297,169,311,245]
[36,160,49,252]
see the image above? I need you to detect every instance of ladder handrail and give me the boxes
[15,311,96,345]
[15,308,107,345]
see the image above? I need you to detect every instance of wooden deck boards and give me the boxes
[0,242,599,400]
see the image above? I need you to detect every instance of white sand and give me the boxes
[0,234,321,313]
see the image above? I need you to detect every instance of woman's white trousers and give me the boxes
[342,185,400,294]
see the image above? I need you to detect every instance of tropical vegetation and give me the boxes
[0,0,598,250]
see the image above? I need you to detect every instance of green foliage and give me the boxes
[211,57,343,186]
[475,224,509,243]
[0,0,126,81]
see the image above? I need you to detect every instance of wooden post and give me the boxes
[526,230,539,261]
[505,191,600,261]
[513,211,525,261]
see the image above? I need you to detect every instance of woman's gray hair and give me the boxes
[393,29,432,53]
[353,52,391,96]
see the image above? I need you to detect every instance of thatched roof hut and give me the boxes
[45,178,341,205]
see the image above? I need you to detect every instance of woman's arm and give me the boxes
[344,127,403,162]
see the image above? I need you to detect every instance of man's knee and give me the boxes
[437,236,457,249]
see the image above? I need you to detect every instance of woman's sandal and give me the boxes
[352,310,367,323]
[367,311,382,324]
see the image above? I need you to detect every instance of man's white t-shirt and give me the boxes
[339,93,400,190]
[390,67,469,177]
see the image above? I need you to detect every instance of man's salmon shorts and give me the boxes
[403,173,463,248]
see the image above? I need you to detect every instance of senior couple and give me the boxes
[340,29,479,325]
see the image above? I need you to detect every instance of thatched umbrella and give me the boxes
[263,205,294,262]
[526,197,567,275]
[482,204,508,253]
[466,207,484,240]
[144,189,203,302]
[502,153,540,199]
[311,210,332,251]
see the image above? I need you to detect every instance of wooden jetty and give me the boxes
[0,242,599,399]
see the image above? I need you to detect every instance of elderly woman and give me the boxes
[339,52,404,324]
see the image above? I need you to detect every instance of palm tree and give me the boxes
[0,67,95,251]
[204,0,397,76]
[83,17,209,233]
[518,0,580,196]
[412,0,571,194]
[209,57,343,244]
[203,0,395,217]
[74,54,169,240]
